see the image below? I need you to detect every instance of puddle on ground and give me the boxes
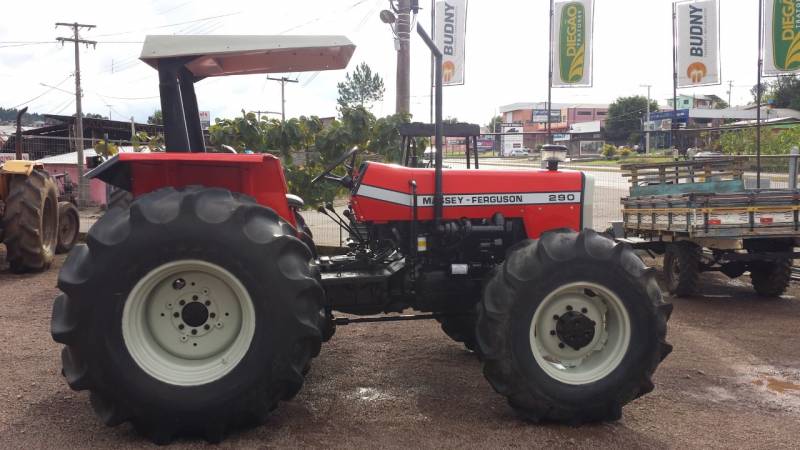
[734,364,800,414]
[351,387,393,402]
[752,377,800,394]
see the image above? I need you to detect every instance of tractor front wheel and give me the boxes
[56,201,80,253]
[51,186,325,444]
[476,229,672,423]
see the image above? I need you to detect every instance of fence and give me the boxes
[0,135,135,162]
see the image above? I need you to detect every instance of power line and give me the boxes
[93,12,240,37]
[9,74,73,109]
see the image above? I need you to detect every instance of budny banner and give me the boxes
[552,0,594,88]
[763,0,800,75]
[434,0,468,86]
[675,0,721,88]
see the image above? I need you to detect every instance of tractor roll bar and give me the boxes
[416,24,444,228]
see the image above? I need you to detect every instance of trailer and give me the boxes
[617,156,799,297]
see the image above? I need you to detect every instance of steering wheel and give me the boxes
[311,146,360,187]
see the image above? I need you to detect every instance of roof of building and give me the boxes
[499,102,609,113]
[39,146,137,165]
[140,35,356,77]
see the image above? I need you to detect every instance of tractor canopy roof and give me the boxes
[139,35,355,77]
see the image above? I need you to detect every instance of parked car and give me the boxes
[508,148,529,157]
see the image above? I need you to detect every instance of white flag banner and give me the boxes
[675,0,721,87]
[434,0,468,86]
[762,0,800,76]
[551,0,594,88]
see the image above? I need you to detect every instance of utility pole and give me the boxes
[56,22,96,207]
[266,76,298,121]
[395,0,411,114]
[726,80,734,107]
[640,84,652,154]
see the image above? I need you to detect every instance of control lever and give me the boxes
[317,206,364,244]
[339,208,366,242]
[327,203,365,242]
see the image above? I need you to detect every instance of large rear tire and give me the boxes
[1,169,58,272]
[56,201,80,254]
[476,229,672,423]
[663,242,700,297]
[51,186,325,444]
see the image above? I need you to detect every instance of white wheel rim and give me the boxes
[529,281,631,385]
[122,259,255,386]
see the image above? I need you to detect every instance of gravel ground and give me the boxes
[1,251,800,449]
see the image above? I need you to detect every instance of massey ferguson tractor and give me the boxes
[50,28,672,444]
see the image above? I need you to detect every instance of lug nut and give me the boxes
[179,300,185,306]
[566,305,573,311]
[558,343,565,349]
[172,278,186,290]
[553,314,560,320]
[173,312,179,318]
[192,295,198,301]
[191,329,197,335]
[581,307,588,313]
[178,324,185,330]
[205,300,210,306]
[204,324,210,330]
[549,330,556,336]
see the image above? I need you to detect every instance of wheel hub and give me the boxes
[555,311,596,350]
[122,260,255,386]
[181,301,209,327]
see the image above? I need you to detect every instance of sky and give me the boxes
[0,0,764,127]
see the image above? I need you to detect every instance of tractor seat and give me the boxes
[286,193,304,209]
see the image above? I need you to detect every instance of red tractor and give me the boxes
[51,29,672,444]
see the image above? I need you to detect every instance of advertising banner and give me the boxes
[551,0,594,87]
[763,0,800,75]
[675,0,720,87]
[501,124,524,156]
[434,0,468,85]
[532,109,562,123]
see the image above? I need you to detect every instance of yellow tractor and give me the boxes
[0,107,61,272]
[0,159,59,272]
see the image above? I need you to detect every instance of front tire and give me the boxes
[476,229,672,423]
[51,187,324,443]
[56,201,80,253]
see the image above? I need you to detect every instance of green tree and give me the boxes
[336,62,385,109]
[487,115,503,133]
[604,96,659,143]
[147,109,163,125]
[85,113,106,119]
[369,112,411,162]
[265,117,304,163]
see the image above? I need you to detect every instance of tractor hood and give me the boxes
[139,35,355,77]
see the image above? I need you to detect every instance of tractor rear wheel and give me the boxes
[476,229,672,423]
[749,257,792,297]
[56,201,80,253]
[2,169,58,272]
[51,186,325,444]
[663,242,700,297]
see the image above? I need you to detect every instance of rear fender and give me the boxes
[88,152,297,227]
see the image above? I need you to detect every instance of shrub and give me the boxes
[601,144,617,160]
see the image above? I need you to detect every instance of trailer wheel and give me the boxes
[56,202,80,253]
[663,242,700,297]
[51,186,324,444]
[476,229,672,423]
[749,257,792,297]
[2,169,58,272]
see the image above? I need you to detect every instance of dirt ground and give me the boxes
[1,251,800,449]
